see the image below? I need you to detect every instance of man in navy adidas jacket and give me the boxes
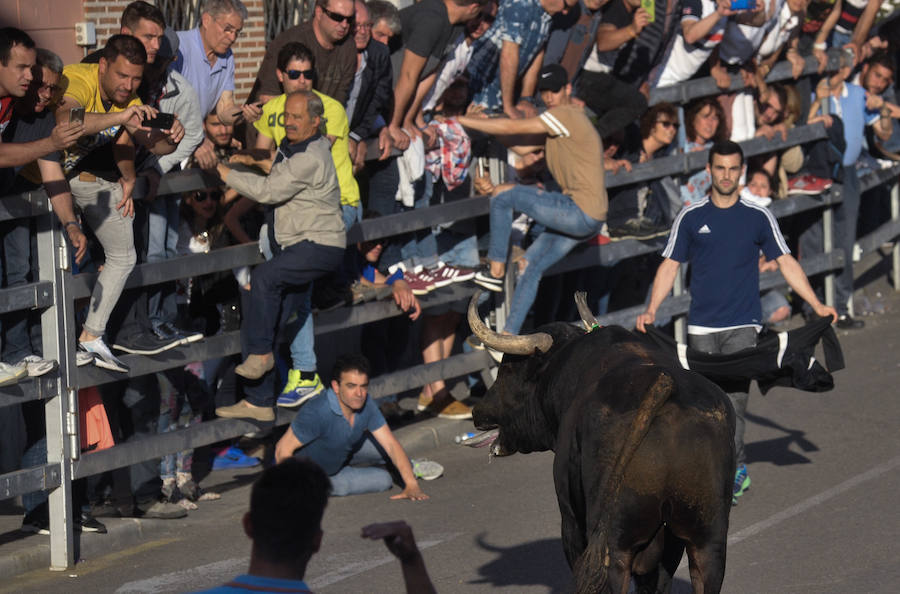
[636,140,837,505]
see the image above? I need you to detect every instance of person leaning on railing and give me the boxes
[0,39,87,385]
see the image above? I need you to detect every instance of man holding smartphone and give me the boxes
[53,35,156,372]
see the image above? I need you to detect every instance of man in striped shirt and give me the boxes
[636,140,836,505]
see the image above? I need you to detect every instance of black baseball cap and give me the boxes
[537,63,568,93]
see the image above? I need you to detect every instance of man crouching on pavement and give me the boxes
[274,354,444,498]
[215,90,345,422]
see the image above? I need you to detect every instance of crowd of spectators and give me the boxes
[1,0,899,532]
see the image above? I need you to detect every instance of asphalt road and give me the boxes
[5,281,900,593]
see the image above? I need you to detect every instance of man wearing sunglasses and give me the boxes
[253,0,357,106]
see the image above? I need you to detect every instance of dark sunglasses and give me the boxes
[656,120,679,129]
[193,191,220,203]
[286,68,316,80]
[322,6,354,24]
[480,12,496,24]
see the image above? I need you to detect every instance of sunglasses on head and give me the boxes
[286,68,315,80]
[322,6,354,24]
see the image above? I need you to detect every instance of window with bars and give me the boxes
[158,0,202,30]
[265,0,316,41]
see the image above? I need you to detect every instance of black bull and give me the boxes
[469,297,735,594]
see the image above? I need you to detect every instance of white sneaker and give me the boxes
[79,338,129,373]
[412,459,444,481]
[16,355,56,377]
[0,362,28,387]
[76,351,94,367]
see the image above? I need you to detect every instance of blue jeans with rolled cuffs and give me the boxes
[69,177,137,338]
[488,185,604,334]
[321,434,394,497]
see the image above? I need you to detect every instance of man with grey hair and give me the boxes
[175,0,261,169]
[215,90,346,421]
[345,0,395,169]
[367,0,401,46]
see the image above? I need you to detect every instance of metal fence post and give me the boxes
[823,204,835,307]
[892,182,899,292]
[36,211,79,570]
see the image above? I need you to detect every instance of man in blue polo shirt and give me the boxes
[274,354,443,498]
[174,0,261,168]
[636,141,837,506]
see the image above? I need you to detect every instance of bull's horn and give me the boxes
[574,291,601,331]
[467,291,553,354]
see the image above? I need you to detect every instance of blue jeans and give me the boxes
[326,435,394,497]
[147,195,181,329]
[399,173,439,269]
[489,185,603,333]
[243,241,343,407]
[288,289,316,372]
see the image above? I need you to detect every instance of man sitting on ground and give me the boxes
[274,354,443,497]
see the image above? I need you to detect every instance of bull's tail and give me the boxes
[573,370,675,594]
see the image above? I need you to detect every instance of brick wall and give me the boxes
[82,0,131,49]
[230,0,266,102]
[79,0,268,103]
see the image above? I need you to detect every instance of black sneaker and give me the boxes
[77,512,107,533]
[609,217,669,241]
[153,322,204,346]
[474,266,503,292]
[836,314,865,330]
[113,331,180,355]
[21,508,50,535]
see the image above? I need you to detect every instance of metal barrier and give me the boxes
[2,51,899,569]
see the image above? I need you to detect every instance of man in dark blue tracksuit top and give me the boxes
[636,140,837,505]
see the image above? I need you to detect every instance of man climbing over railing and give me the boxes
[458,63,608,336]
[214,90,345,422]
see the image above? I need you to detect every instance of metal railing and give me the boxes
[2,50,899,570]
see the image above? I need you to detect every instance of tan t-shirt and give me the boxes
[539,105,607,222]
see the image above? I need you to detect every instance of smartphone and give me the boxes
[143,112,175,129]
[69,106,85,125]
[730,0,753,10]
[641,0,655,23]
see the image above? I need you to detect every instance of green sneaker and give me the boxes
[280,368,301,395]
[277,373,324,408]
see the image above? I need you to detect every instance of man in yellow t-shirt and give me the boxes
[53,34,159,373]
[254,41,360,231]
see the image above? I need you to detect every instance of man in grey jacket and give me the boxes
[215,90,346,421]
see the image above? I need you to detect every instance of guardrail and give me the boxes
[1,50,898,570]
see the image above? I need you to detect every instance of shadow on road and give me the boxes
[745,411,819,466]
[471,534,572,592]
